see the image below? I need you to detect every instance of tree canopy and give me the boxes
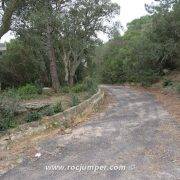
[0,0,120,89]
[96,0,180,86]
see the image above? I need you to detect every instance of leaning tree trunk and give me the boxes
[46,24,60,92]
[0,0,24,39]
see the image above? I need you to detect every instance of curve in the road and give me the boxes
[1,86,179,180]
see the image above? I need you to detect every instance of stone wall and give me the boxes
[0,87,105,150]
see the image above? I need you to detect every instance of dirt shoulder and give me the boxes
[123,85,180,123]
[123,70,180,122]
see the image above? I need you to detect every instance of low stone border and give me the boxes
[0,87,105,150]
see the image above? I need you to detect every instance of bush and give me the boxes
[163,79,173,87]
[71,95,79,107]
[0,115,16,131]
[0,105,17,131]
[61,86,70,93]
[17,84,38,99]
[34,81,43,94]
[0,95,19,131]
[138,70,159,87]
[40,106,55,116]
[61,78,98,95]
[2,88,20,99]
[83,77,98,94]
[71,84,86,93]
[17,84,38,98]
[53,101,63,114]
[26,111,42,122]
[40,102,63,116]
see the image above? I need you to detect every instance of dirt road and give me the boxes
[1,86,179,180]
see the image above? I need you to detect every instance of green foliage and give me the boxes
[0,39,47,88]
[163,79,173,87]
[0,115,16,132]
[17,84,39,99]
[101,59,126,84]
[71,84,86,93]
[26,112,42,123]
[96,0,180,86]
[0,95,19,131]
[1,88,20,100]
[40,106,55,116]
[53,101,63,114]
[35,81,43,94]
[61,78,98,95]
[137,70,159,87]
[71,95,80,107]
[83,77,98,94]
[40,102,63,116]
[0,84,40,101]
[61,86,71,93]
[0,105,17,131]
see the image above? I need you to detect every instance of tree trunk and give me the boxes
[62,51,69,84]
[46,24,60,92]
[69,75,74,86]
[68,67,76,86]
[64,65,69,84]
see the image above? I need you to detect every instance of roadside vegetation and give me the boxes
[0,0,179,131]
[0,78,97,131]
[95,0,180,89]
[0,0,118,131]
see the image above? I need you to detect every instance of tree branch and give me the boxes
[0,0,24,39]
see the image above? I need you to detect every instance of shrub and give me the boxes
[0,95,19,131]
[61,86,70,93]
[0,92,20,112]
[163,79,173,87]
[2,88,20,99]
[53,101,63,114]
[71,84,86,93]
[137,70,159,87]
[0,115,16,131]
[100,58,126,84]
[34,81,43,94]
[71,95,79,107]
[17,84,38,99]
[26,112,42,122]
[0,109,16,131]
[40,106,55,116]
[40,102,63,116]
[83,77,98,94]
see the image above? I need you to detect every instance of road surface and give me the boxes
[1,86,179,180]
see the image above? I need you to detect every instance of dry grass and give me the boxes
[21,91,89,110]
